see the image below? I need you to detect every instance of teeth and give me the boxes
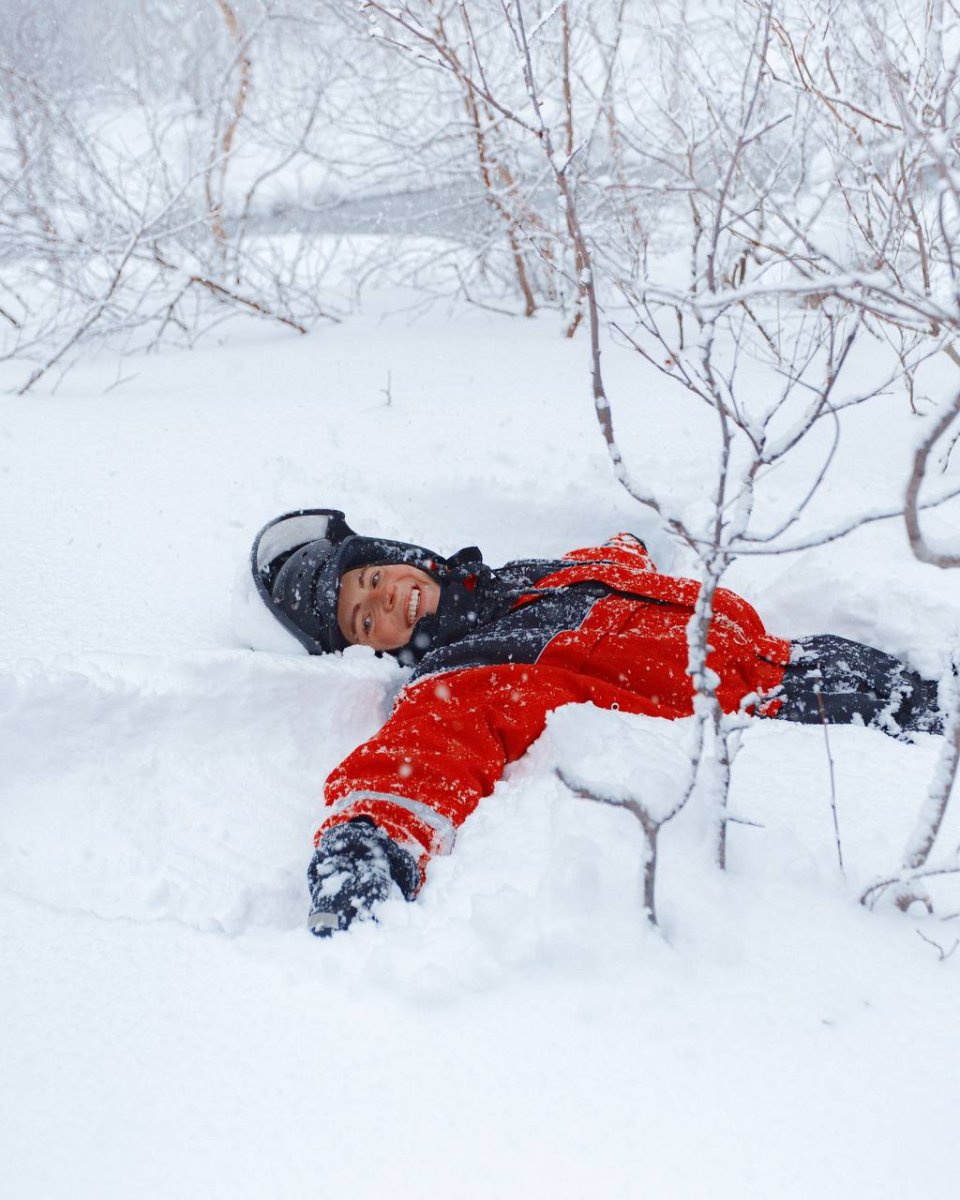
[407,588,420,624]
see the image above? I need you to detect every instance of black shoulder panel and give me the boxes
[410,583,605,681]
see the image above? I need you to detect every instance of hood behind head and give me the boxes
[250,508,355,654]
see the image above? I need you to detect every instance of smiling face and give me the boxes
[336,563,441,651]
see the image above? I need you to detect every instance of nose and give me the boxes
[380,583,398,613]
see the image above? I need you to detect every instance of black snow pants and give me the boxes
[774,634,943,736]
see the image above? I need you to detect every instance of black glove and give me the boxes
[307,819,420,937]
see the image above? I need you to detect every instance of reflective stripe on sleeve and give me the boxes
[328,790,458,856]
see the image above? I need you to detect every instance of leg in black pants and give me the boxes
[774,634,943,736]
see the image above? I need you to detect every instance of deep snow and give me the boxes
[3,282,960,1198]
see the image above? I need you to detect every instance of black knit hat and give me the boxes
[250,508,448,655]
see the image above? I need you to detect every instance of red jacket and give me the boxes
[315,534,790,886]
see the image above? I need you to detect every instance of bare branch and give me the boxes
[556,766,661,927]
[904,391,960,568]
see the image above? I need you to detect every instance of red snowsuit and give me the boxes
[315,534,791,887]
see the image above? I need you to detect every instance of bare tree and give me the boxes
[343,3,959,886]
[739,0,960,907]
[1,0,356,391]
[205,0,256,251]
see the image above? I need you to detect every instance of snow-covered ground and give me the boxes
[3,282,960,1198]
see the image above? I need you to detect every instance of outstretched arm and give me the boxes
[318,665,571,862]
[310,661,615,927]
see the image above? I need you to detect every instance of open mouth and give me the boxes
[406,587,421,626]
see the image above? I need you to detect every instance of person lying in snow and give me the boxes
[245,509,945,937]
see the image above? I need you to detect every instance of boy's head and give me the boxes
[251,509,445,656]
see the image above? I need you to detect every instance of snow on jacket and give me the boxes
[315,534,791,888]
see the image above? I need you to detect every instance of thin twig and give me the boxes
[915,929,960,961]
[815,686,844,873]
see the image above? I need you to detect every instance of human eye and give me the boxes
[362,614,373,637]
[371,570,381,588]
